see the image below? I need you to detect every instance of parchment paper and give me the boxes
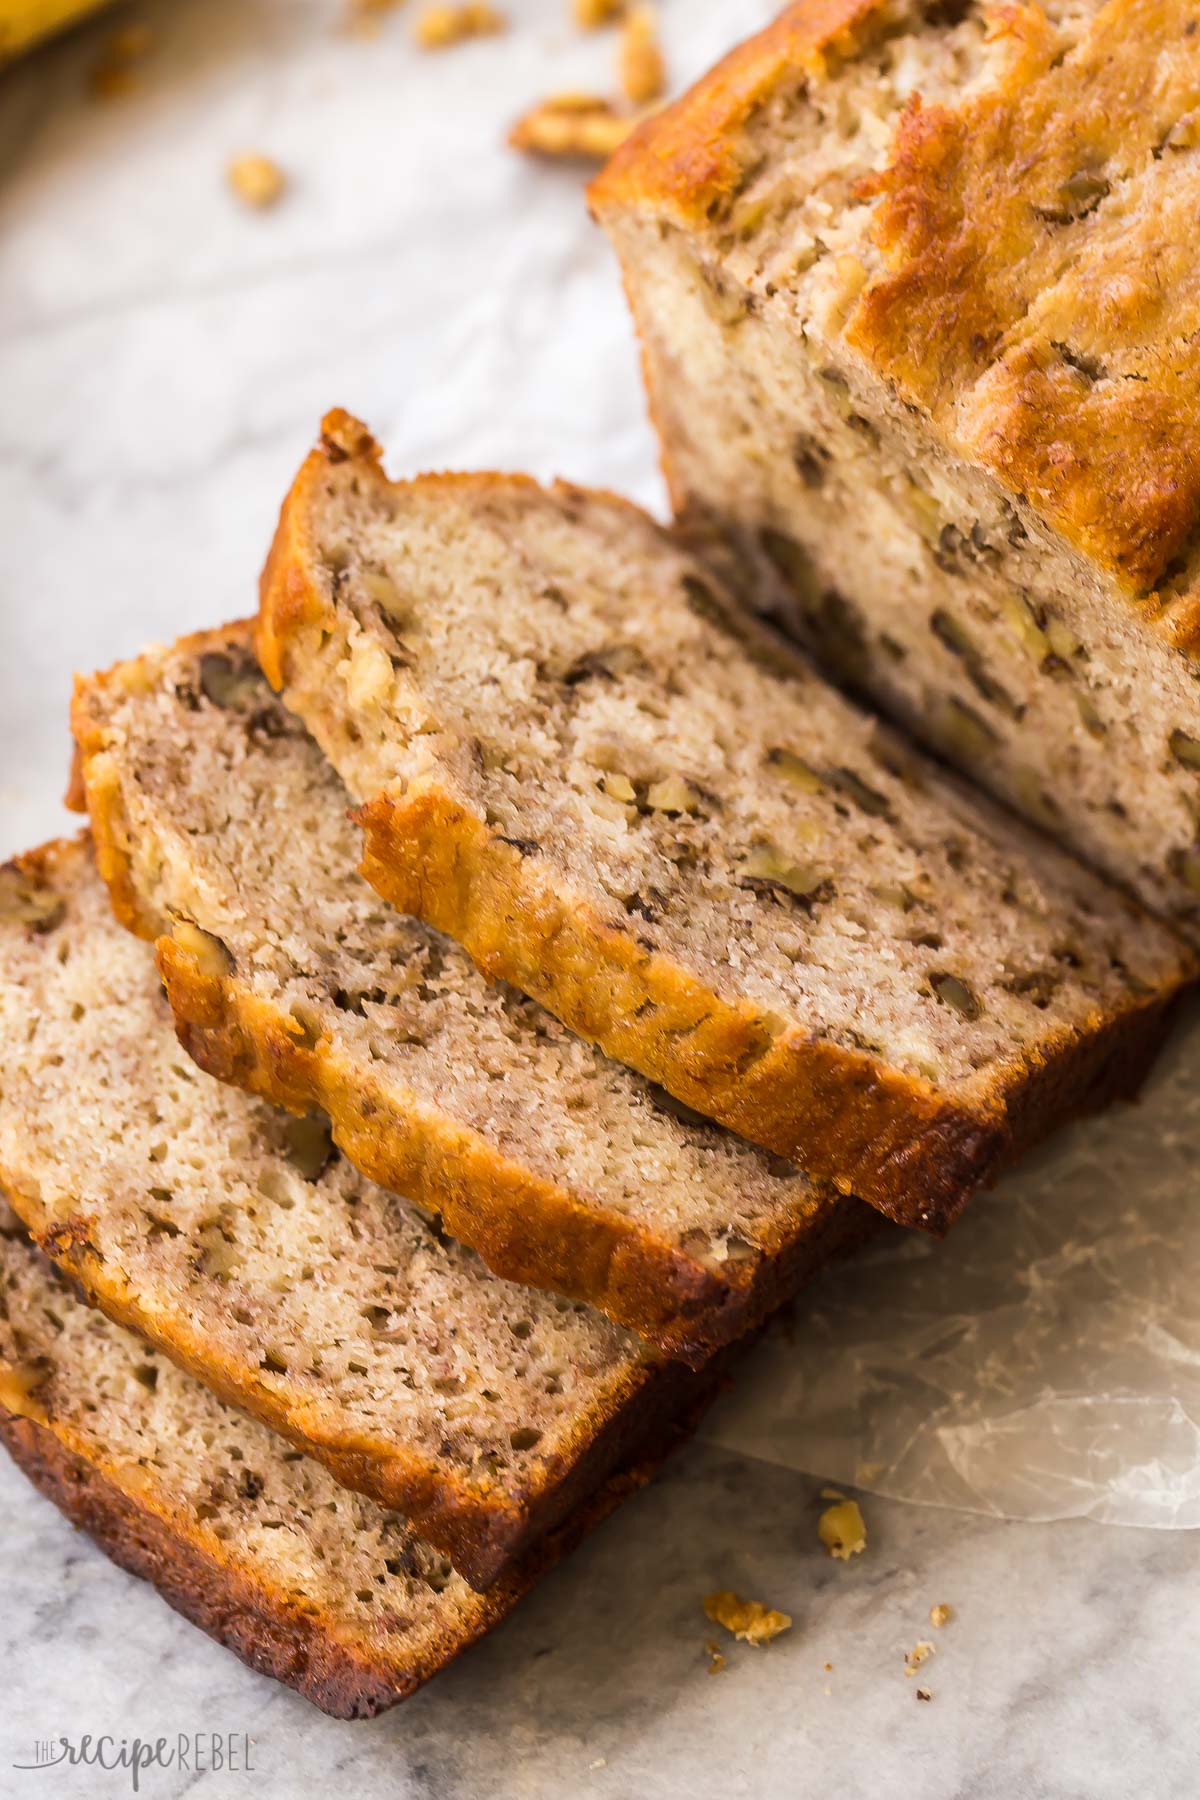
[702,1001,1200,1526]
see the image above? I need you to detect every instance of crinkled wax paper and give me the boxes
[700,1000,1200,1527]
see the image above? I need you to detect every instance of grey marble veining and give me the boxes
[1,2,1198,1795]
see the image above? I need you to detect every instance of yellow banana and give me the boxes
[0,0,112,64]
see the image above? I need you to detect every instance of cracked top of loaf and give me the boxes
[592,0,1200,616]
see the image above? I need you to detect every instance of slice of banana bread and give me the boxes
[255,413,1193,1232]
[0,836,715,1589]
[591,0,1200,931]
[71,626,870,1363]
[0,1205,671,1718]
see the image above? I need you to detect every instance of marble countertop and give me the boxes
[2,3,1198,1794]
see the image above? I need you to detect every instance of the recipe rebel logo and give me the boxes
[12,1732,257,1791]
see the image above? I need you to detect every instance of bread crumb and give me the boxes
[617,4,663,105]
[509,93,638,162]
[703,1637,727,1675]
[818,1497,866,1560]
[703,1591,792,1646]
[916,1687,933,1702]
[575,0,622,25]
[414,2,505,47]
[905,1640,936,1677]
[930,1602,954,1628]
[227,155,287,210]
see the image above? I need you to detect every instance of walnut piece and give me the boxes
[574,0,623,24]
[415,3,505,48]
[510,93,638,163]
[905,1640,936,1677]
[227,154,287,209]
[703,1590,792,1646]
[929,1602,954,1629]
[618,4,664,105]
[818,1497,866,1560]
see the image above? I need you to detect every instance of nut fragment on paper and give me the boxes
[414,2,505,47]
[818,1497,866,1560]
[227,154,287,209]
[703,1591,792,1646]
[509,93,639,162]
[617,3,664,104]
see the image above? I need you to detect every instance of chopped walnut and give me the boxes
[227,154,287,210]
[817,1497,866,1560]
[905,1640,936,1677]
[703,1591,792,1646]
[574,0,623,24]
[929,1602,954,1629]
[916,1686,933,1702]
[509,93,638,162]
[617,4,664,105]
[414,2,505,47]
[703,1637,726,1675]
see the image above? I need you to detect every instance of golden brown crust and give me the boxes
[256,415,1190,1233]
[354,782,1184,1231]
[587,0,886,227]
[156,936,869,1363]
[596,0,1200,606]
[848,0,1200,595]
[73,619,868,1362]
[0,1359,713,1717]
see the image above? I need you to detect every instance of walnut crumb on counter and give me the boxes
[916,1687,933,1702]
[704,1637,727,1675]
[617,4,663,104]
[818,1497,866,1560]
[930,1602,954,1628]
[905,1640,936,1677]
[703,1591,792,1646]
[509,93,639,162]
[414,3,505,47]
[227,155,287,209]
[574,0,623,25]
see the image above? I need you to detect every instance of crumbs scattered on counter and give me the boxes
[704,1637,727,1675]
[905,1641,936,1678]
[930,1602,954,1628]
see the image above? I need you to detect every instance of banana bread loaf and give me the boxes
[0,1204,675,1718]
[255,412,1194,1232]
[72,624,870,1363]
[0,836,714,1588]
[591,0,1200,931]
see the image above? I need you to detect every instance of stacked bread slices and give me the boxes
[1,403,1191,1717]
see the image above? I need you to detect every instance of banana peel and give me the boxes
[0,1,112,65]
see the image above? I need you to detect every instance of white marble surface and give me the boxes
[2,3,1200,1794]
